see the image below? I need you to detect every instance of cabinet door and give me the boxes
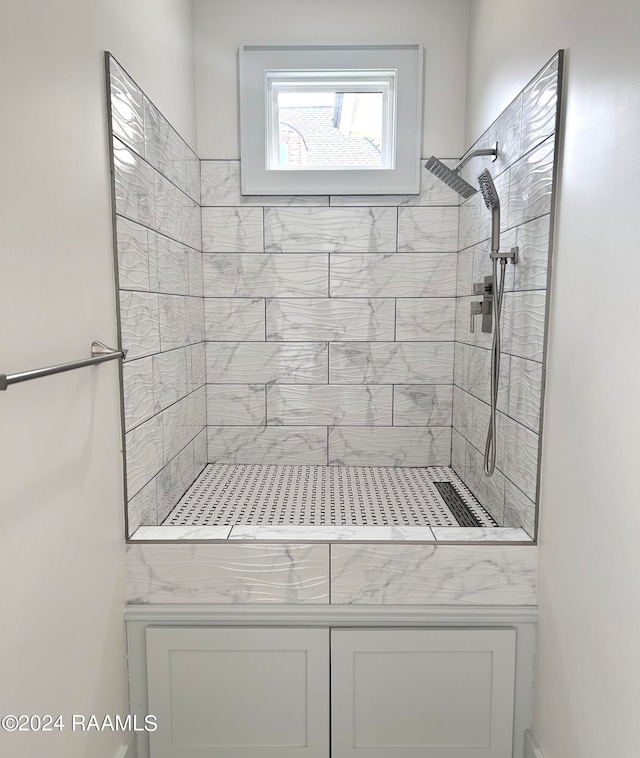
[331,629,516,758]
[146,627,329,758]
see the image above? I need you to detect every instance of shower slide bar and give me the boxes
[0,342,126,391]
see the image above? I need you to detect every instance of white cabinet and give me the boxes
[143,625,516,758]
[331,629,516,758]
[146,627,329,758]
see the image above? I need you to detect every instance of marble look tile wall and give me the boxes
[126,543,330,603]
[108,56,206,534]
[201,161,461,466]
[452,53,561,536]
[125,542,537,605]
[330,544,537,605]
[113,50,559,545]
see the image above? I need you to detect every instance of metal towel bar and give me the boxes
[0,342,126,391]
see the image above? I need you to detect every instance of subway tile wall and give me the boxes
[452,53,561,536]
[201,161,461,469]
[108,56,206,534]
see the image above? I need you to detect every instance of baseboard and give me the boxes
[113,734,137,758]
[524,729,545,758]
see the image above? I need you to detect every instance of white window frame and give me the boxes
[239,45,423,195]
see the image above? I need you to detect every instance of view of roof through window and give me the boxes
[277,92,383,168]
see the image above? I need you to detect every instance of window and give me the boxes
[239,45,423,195]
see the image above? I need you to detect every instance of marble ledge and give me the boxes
[129,525,533,544]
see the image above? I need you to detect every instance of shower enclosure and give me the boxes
[108,51,563,543]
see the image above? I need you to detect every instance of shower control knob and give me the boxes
[470,302,483,333]
[473,281,493,296]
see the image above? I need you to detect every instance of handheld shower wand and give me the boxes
[477,170,501,253]
[477,169,517,477]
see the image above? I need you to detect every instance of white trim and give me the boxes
[524,729,546,758]
[125,603,538,625]
[239,44,422,195]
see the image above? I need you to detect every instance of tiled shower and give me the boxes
[110,51,561,541]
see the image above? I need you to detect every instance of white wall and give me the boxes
[466,2,640,757]
[193,0,470,159]
[0,2,195,757]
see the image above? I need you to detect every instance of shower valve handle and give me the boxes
[470,302,483,333]
[471,276,494,334]
[473,281,492,296]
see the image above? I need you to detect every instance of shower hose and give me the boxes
[484,256,508,476]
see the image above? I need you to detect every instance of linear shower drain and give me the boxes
[433,482,483,527]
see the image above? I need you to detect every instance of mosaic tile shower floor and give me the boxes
[162,464,498,528]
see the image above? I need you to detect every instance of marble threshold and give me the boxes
[129,524,534,544]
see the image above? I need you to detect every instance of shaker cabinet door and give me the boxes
[331,628,516,758]
[146,626,330,758]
